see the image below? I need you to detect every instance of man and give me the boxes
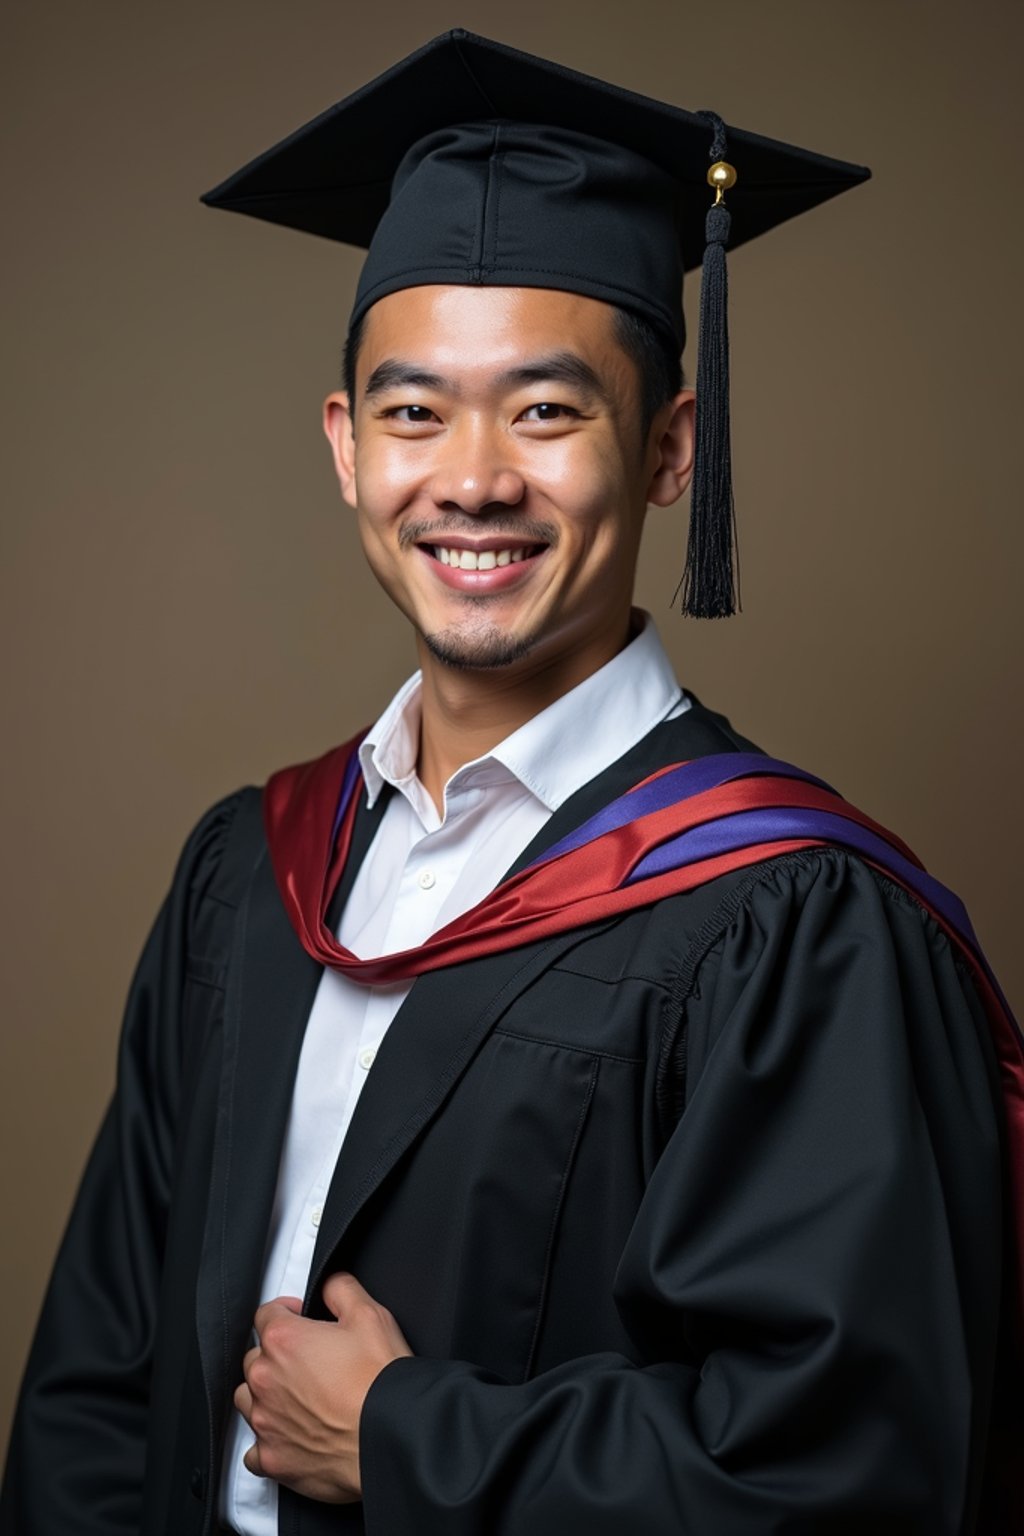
[2,29,1019,1536]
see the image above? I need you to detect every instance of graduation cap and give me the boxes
[202,29,869,618]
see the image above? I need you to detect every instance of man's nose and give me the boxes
[429,421,526,514]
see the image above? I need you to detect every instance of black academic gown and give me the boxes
[1,699,1010,1536]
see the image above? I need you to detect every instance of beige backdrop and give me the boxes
[3,0,1022,1457]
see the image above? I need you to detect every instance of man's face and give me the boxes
[325,285,693,685]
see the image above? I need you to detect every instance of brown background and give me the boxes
[2,0,1021,1458]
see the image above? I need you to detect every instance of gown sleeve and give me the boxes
[0,793,245,1536]
[358,848,1005,1536]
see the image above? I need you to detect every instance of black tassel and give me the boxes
[678,111,740,619]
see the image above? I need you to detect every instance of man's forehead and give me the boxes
[360,285,623,367]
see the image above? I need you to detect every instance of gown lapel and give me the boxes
[196,785,391,1424]
[303,922,601,1311]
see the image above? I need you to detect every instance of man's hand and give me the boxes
[233,1272,413,1502]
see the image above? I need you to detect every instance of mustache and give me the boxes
[399,515,559,549]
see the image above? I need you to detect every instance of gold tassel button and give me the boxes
[707,160,737,204]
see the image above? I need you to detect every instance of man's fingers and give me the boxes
[233,1380,254,1423]
[253,1294,304,1338]
[322,1271,366,1319]
[243,1439,264,1479]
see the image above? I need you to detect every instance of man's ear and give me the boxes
[323,391,358,509]
[645,389,696,507]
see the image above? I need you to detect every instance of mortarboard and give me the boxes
[202,29,870,618]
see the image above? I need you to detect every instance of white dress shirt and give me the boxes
[219,614,690,1532]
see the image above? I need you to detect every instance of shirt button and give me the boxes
[311,1204,323,1228]
[358,1045,377,1071]
[418,869,436,890]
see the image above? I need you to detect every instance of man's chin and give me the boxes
[422,624,536,673]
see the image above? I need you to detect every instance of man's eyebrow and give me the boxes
[361,351,610,403]
[363,360,450,398]
[494,352,609,403]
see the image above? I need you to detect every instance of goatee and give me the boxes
[422,623,537,671]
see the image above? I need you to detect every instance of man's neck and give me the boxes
[414,620,635,813]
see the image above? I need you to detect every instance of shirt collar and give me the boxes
[359,670,424,808]
[359,611,685,817]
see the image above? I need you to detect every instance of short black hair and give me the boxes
[341,308,367,414]
[609,307,684,439]
[342,300,682,439]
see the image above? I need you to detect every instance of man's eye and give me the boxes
[521,402,577,422]
[384,405,437,423]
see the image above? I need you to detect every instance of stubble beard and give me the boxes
[421,605,538,671]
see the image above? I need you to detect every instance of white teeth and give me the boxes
[432,545,534,569]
